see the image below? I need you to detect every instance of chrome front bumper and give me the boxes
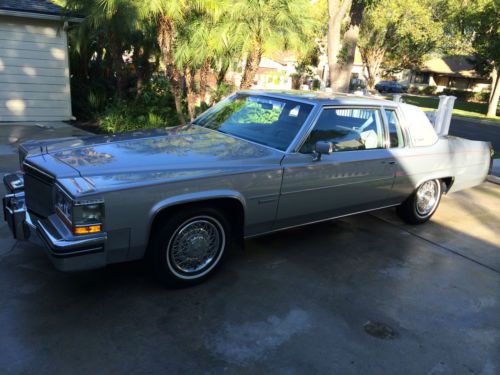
[3,172,107,271]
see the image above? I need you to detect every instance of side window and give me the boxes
[300,108,385,153]
[385,109,405,148]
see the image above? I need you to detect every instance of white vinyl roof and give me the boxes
[399,103,439,147]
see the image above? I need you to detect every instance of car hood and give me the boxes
[23,126,283,195]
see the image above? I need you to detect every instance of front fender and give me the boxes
[148,189,247,229]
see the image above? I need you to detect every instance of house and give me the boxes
[253,51,296,89]
[409,56,491,93]
[229,51,297,90]
[319,50,490,94]
[0,0,81,122]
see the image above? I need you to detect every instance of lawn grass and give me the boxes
[397,95,500,125]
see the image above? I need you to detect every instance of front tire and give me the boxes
[397,179,443,224]
[149,207,230,287]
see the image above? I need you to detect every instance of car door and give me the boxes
[274,106,397,229]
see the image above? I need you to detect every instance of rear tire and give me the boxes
[397,179,443,224]
[149,206,230,287]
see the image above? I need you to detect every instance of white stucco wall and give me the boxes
[0,15,72,122]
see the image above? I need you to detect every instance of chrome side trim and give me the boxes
[244,203,400,239]
[280,176,395,196]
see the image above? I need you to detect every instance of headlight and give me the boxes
[55,187,104,235]
[73,204,103,226]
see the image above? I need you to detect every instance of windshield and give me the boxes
[194,94,314,151]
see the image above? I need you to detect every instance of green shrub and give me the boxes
[441,88,469,100]
[87,90,107,114]
[70,78,112,121]
[405,87,489,103]
[99,75,178,133]
[440,88,489,102]
[408,86,421,94]
[472,91,490,102]
[210,82,236,103]
[422,86,437,95]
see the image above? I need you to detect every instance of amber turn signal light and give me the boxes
[73,225,102,235]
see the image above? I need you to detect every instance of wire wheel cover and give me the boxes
[416,180,439,217]
[168,218,223,274]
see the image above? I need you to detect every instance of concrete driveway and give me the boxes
[0,123,499,374]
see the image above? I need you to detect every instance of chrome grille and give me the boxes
[23,162,55,217]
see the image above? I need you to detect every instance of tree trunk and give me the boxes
[327,0,352,88]
[185,68,197,120]
[93,35,104,78]
[487,67,500,117]
[360,47,385,89]
[158,16,186,125]
[489,68,497,103]
[217,61,229,86]
[171,68,185,125]
[135,46,151,98]
[199,59,210,104]
[78,40,89,80]
[109,32,126,98]
[331,25,359,92]
[240,42,263,89]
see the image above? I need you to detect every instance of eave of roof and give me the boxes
[0,0,83,22]
[0,8,82,22]
[420,56,485,79]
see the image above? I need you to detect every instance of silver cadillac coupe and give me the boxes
[3,91,493,285]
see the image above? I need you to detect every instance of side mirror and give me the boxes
[313,141,334,162]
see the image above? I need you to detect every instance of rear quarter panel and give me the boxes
[389,137,490,199]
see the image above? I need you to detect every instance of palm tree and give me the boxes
[145,0,187,123]
[230,0,317,89]
[174,5,243,118]
[65,0,145,98]
[174,9,217,119]
[145,0,222,123]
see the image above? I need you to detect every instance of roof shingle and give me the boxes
[0,0,63,16]
[421,56,484,79]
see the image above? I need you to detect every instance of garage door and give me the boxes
[0,15,72,122]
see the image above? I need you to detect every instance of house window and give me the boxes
[436,76,449,86]
[413,73,430,84]
[448,77,468,90]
